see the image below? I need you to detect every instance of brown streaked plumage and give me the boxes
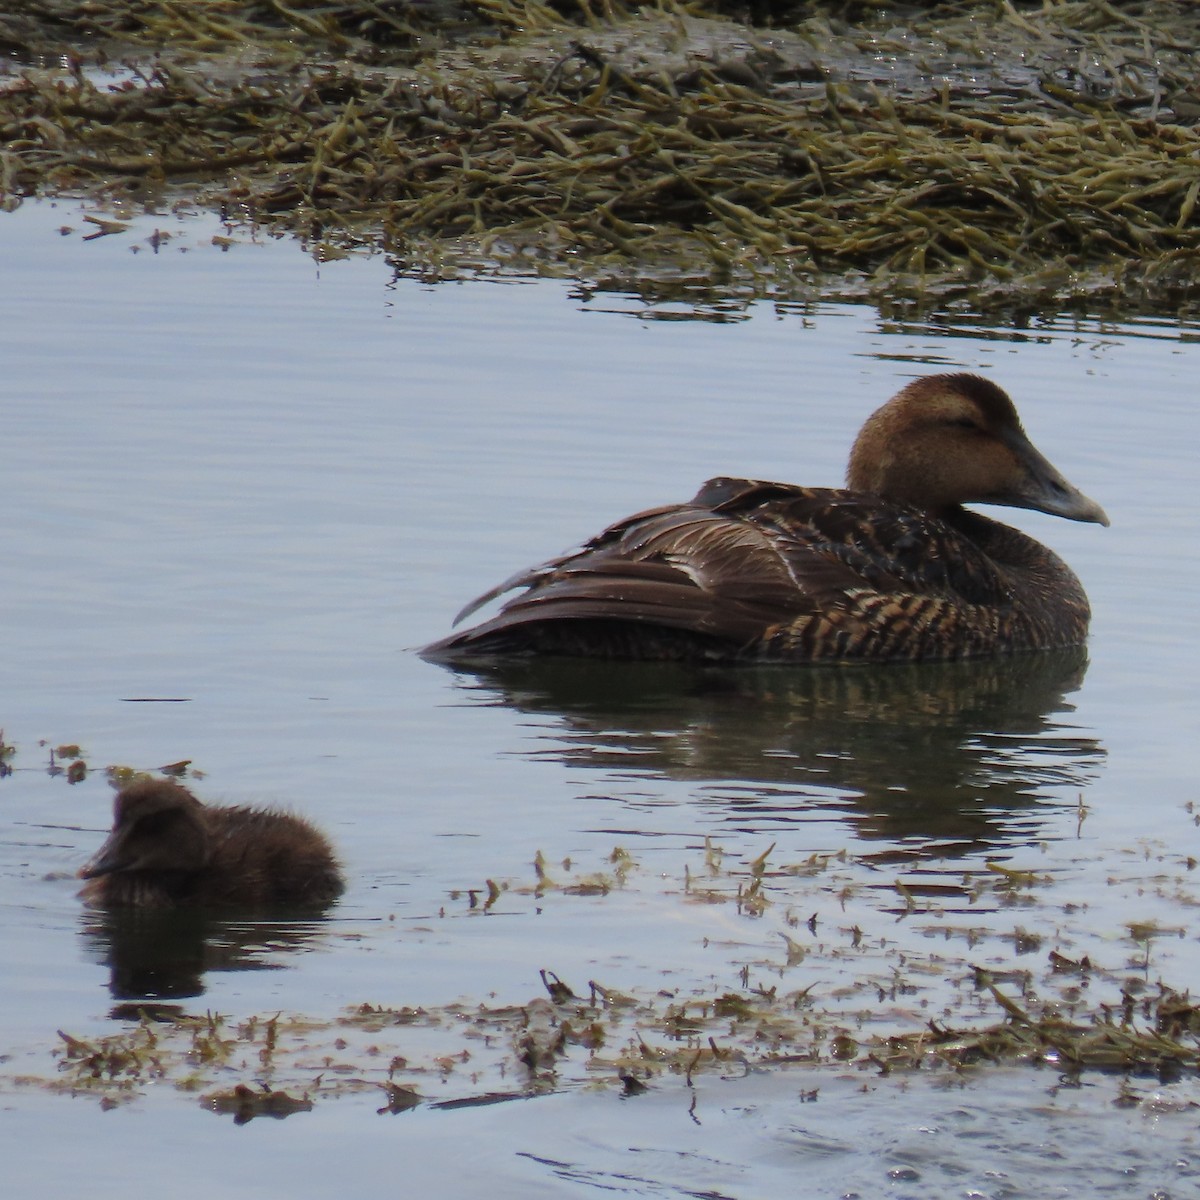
[79,779,344,909]
[423,374,1108,664]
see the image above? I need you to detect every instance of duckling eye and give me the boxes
[135,811,174,836]
[948,417,981,432]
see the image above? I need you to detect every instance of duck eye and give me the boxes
[949,417,980,432]
[135,811,175,836]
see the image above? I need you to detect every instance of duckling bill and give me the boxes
[424,374,1108,664]
[79,779,344,909]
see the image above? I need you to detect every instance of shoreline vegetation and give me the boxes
[3,1,1200,312]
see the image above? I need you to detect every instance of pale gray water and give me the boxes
[1,199,1199,1198]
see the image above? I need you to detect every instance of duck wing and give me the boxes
[423,477,1016,662]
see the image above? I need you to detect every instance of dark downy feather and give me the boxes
[79,780,344,910]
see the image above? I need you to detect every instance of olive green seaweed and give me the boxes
[4,1,1200,309]
[8,824,1200,1116]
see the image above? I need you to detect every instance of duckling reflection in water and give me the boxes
[425,374,1109,664]
[79,779,344,909]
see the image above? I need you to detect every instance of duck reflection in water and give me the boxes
[78,779,344,1002]
[77,907,340,1002]
[446,649,1104,861]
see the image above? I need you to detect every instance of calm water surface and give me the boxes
[1,200,1198,1198]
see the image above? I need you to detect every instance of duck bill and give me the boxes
[78,833,127,880]
[1005,434,1110,527]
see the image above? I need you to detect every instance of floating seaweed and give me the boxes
[3,2,1200,309]
[0,734,204,786]
[9,834,1200,1114]
[205,1082,314,1123]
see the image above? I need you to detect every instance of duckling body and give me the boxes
[424,374,1107,664]
[79,780,344,910]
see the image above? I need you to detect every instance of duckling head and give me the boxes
[846,373,1109,526]
[79,779,209,881]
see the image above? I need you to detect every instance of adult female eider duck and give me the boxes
[79,779,344,909]
[423,373,1108,664]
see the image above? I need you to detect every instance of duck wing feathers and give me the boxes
[424,477,1053,663]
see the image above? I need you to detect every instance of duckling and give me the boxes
[79,779,344,909]
[423,373,1108,664]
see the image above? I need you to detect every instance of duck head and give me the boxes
[846,374,1109,526]
[79,780,210,881]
